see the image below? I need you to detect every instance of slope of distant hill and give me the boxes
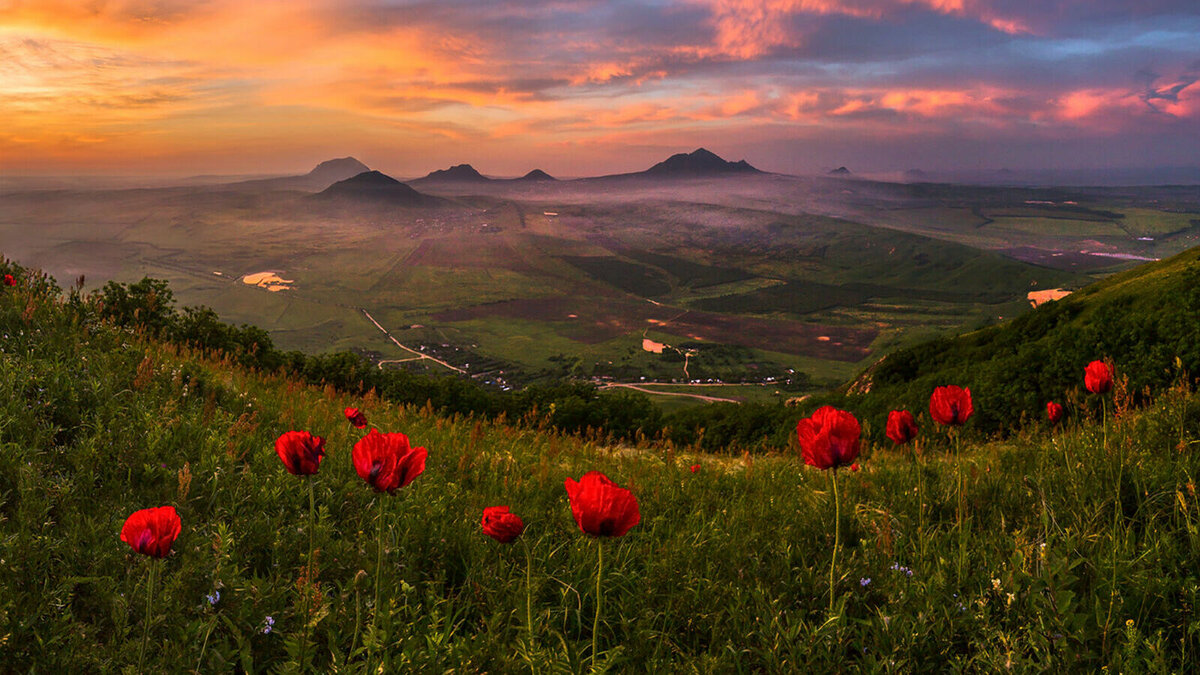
[230,157,370,191]
[641,148,761,177]
[313,170,436,205]
[413,164,490,183]
[518,169,556,181]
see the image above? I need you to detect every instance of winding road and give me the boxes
[360,309,467,374]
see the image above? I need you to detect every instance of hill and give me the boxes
[518,169,556,181]
[1,257,1198,671]
[230,157,370,191]
[839,244,1200,434]
[313,170,435,205]
[641,148,761,176]
[414,163,490,183]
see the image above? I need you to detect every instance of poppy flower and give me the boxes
[563,471,640,537]
[886,410,918,445]
[344,407,368,429]
[120,506,181,558]
[481,506,525,543]
[274,430,326,476]
[2,274,14,287]
[796,405,861,470]
[689,464,700,473]
[929,386,973,426]
[352,428,427,493]
[1046,401,1064,424]
[1084,360,1112,394]
[850,463,861,472]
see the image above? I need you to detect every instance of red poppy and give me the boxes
[481,506,525,543]
[1046,401,1064,424]
[2,274,14,287]
[352,428,427,493]
[120,506,181,558]
[274,430,326,476]
[796,405,861,470]
[1084,360,1112,394]
[850,463,860,472]
[689,464,700,473]
[563,471,640,537]
[344,407,368,429]
[929,385,973,426]
[886,410,918,445]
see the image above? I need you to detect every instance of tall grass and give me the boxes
[1,266,1199,671]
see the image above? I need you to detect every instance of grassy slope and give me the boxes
[857,244,1200,436]
[3,268,1200,671]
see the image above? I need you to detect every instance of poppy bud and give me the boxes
[1046,401,1064,424]
[344,407,368,429]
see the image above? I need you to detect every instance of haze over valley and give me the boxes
[4,149,1198,406]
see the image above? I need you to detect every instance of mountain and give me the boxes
[313,170,433,205]
[414,164,490,183]
[518,169,556,181]
[641,148,761,177]
[306,157,370,184]
[829,166,852,176]
[229,156,371,191]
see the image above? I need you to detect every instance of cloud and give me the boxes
[2,0,1200,174]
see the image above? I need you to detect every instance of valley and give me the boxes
[3,151,1197,407]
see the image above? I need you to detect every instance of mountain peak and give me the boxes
[422,164,489,182]
[829,166,852,175]
[643,148,760,176]
[306,157,370,180]
[315,170,429,204]
[519,169,556,181]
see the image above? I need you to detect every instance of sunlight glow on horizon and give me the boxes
[2,0,1199,177]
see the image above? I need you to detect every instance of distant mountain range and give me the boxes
[411,165,559,184]
[640,148,760,177]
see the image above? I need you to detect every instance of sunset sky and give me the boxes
[2,0,1199,177]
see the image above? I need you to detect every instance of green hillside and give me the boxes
[3,260,1200,671]
[850,244,1200,435]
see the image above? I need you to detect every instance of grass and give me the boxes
[4,267,1200,671]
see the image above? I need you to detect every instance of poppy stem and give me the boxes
[592,539,604,669]
[829,468,841,616]
[137,558,156,671]
[370,495,386,672]
[523,537,535,649]
[955,429,967,583]
[914,438,925,563]
[298,477,315,671]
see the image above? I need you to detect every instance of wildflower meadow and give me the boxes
[3,264,1200,672]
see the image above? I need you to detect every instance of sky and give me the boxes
[2,0,1200,177]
